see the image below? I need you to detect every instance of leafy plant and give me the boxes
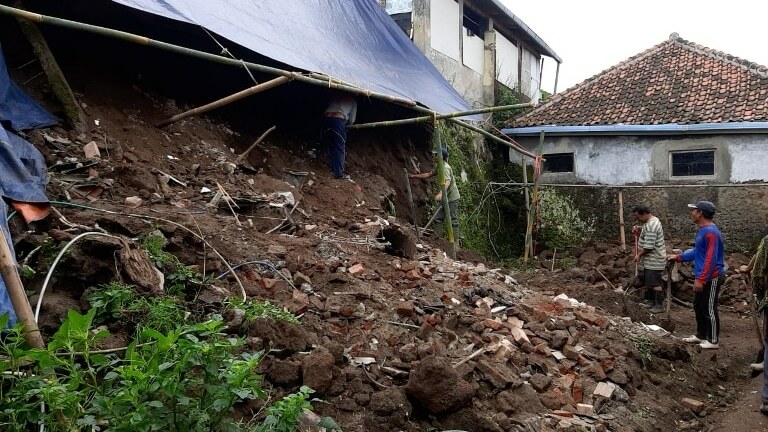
[226,299,299,326]
[537,188,595,250]
[141,232,211,297]
[88,282,135,322]
[257,386,314,432]
[630,335,653,369]
[0,310,317,431]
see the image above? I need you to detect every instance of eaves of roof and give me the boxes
[469,0,561,62]
[502,122,768,137]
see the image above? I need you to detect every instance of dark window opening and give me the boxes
[543,153,574,173]
[671,150,715,177]
[462,7,485,37]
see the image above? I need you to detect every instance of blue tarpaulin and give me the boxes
[0,47,55,327]
[111,0,475,116]
[0,47,58,130]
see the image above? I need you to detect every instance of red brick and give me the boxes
[483,318,504,331]
[397,301,414,317]
[349,263,365,276]
[552,410,573,418]
[680,398,705,413]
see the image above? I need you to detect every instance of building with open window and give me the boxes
[380,0,561,109]
[501,34,768,246]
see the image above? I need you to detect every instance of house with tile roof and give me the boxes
[501,33,768,246]
[381,0,561,109]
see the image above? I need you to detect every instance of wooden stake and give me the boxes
[618,189,626,251]
[403,168,421,242]
[157,77,290,127]
[234,125,277,165]
[0,228,45,349]
[14,0,86,132]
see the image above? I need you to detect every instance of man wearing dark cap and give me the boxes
[667,201,725,349]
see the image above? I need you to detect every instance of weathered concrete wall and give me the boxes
[512,134,768,185]
[558,186,768,252]
[508,133,768,250]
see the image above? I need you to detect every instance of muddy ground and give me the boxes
[4,20,768,432]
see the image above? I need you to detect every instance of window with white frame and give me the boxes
[542,153,574,173]
[670,150,715,177]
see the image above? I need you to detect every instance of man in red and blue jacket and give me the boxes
[667,200,725,350]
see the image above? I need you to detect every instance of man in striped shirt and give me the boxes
[667,200,725,350]
[632,205,667,314]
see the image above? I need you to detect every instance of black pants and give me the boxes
[693,275,724,344]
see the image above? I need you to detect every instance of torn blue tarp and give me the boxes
[0,46,58,131]
[110,0,476,117]
[0,124,52,328]
[0,48,54,328]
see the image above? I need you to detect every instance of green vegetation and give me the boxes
[225,298,299,326]
[537,188,595,250]
[87,283,188,334]
[630,335,653,369]
[140,232,212,296]
[0,311,321,431]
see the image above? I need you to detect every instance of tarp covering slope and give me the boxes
[0,46,58,130]
[0,47,55,327]
[111,0,474,116]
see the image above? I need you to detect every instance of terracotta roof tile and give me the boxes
[509,34,768,127]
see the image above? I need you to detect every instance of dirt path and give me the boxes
[673,305,767,431]
[715,374,768,431]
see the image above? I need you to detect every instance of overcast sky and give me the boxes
[502,0,768,94]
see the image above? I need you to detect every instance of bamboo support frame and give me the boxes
[0,229,45,349]
[0,4,538,160]
[156,76,291,127]
[349,102,535,130]
[434,126,457,259]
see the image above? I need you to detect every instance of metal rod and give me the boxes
[156,76,290,127]
[349,102,535,130]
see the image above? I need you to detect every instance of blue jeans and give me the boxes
[321,117,347,178]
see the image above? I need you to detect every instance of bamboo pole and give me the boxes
[0,229,45,349]
[0,4,540,161]
[434,125,456,259]
[521,153,531,262]
[524,132,544,262]
[156,76,290,127]
[618,189,626,251]
[349,102,535,130]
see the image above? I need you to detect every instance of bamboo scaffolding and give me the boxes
[349,102,535,130]
[156,76,291,127]
[434,125,456,259]
[0,229,45,349]
[0,4,538,160]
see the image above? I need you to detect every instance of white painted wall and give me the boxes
[496,34,518,88]
[572,141,652,184]
[462,31,484,73]
[430,0,460,60]
[730,140,768,182]
[523,48,540,101]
